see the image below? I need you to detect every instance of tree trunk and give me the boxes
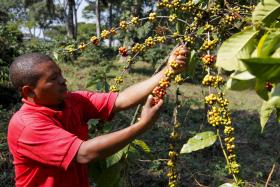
[95,0,101,37]
[67,0,76,40]
[108,1,112,47]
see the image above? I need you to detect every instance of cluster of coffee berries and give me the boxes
[151,46,186,105]
[167,121,181,187]
[223,14,237,25]
[204,23,215,32]
[201,39,218,50]
[132,43,145,53]
[202,75,224,87]
[158,0,195,12]
[201,54,215,66]
[265,82,273,91]
[101,30,110,39]
[118,47,128,57]
[131,16,140,25]
[90,36,99,45]
[168,14,177,22]
[152,86,166,99]
[167,148,179,187]
[174,75,184,85]
[78,43,86,51]
[183,35,195,45]
[119,21,128,30]
[109,85,119,92]
[148,12,157,21]
[156,36,166,43]
[145,37,156,48]
[205,92,240,175]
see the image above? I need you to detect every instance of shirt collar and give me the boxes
[21,98,71,118]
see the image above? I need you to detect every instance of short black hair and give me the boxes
[9,53,53,91]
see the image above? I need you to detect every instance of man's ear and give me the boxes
[21,85,35,98]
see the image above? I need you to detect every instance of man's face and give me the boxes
[31,61,68,107]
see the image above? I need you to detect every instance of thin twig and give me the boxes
[137,159,169,162]
[265,163,276,187]
[194,178,209,187]
[217,130,239,184]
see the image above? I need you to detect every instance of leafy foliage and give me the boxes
[180,131,217,154]
[217,0,280,130]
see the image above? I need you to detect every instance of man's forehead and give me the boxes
[34,61,60,75]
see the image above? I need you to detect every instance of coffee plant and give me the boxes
[216,0,280,132]
[57,0,279,186]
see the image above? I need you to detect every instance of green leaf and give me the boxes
[126,145,141,160]
[96,81,103,91]
[231,71,255,80]
[260,101,275,132]
[216,28,259,71]
[180,131,217,154]
[226,71,256,91]
[186,50,197,77]
[105,81,110,92]
[226,78,256,91]
[96,162,124,187]
[241,57,280,82]
[271,47,280,57]
[258,31,280,57]
[132,139,154,160]
[106,145,129,168]
[53,51,59,61]
[252,0,280,26]
[276,108,280,122]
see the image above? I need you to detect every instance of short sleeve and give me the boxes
[74,91,118,121]
[17,116,83,170]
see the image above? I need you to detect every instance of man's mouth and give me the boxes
[60,86,68,93]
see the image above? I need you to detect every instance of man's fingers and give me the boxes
[153,99,163,110]
[176,55,187,61]
[145,94,153,108]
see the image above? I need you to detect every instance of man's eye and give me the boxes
[51,76,57,80]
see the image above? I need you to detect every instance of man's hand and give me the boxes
[139,95,163,130]
[167,45,189,74]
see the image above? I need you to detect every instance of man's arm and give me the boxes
[113,45,188,112]
[76,95,163,164]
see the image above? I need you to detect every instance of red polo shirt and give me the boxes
[8,91,118,187]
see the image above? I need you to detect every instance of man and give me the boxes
[7,45,188,187]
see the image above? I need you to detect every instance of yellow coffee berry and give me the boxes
[164,69,175,79]
[119,21,128,30]
[110,28,117,35]
[78,43,86,51]
[168,14,177,22]
[132,43,145,53]
[148,12,157,21]
[175,75,184,85]
[131,16,140,25]
[109,85,119,92]
[90,36,99,45]
[156,36,166,43]
[101,30,110,39]
[144,37,156,48]
[201,54,215,66]
[168,151,178,159]
[114,76,123,84]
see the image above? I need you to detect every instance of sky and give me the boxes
[77,0,90,23]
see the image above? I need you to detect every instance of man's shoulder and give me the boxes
[9,108,51,128]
